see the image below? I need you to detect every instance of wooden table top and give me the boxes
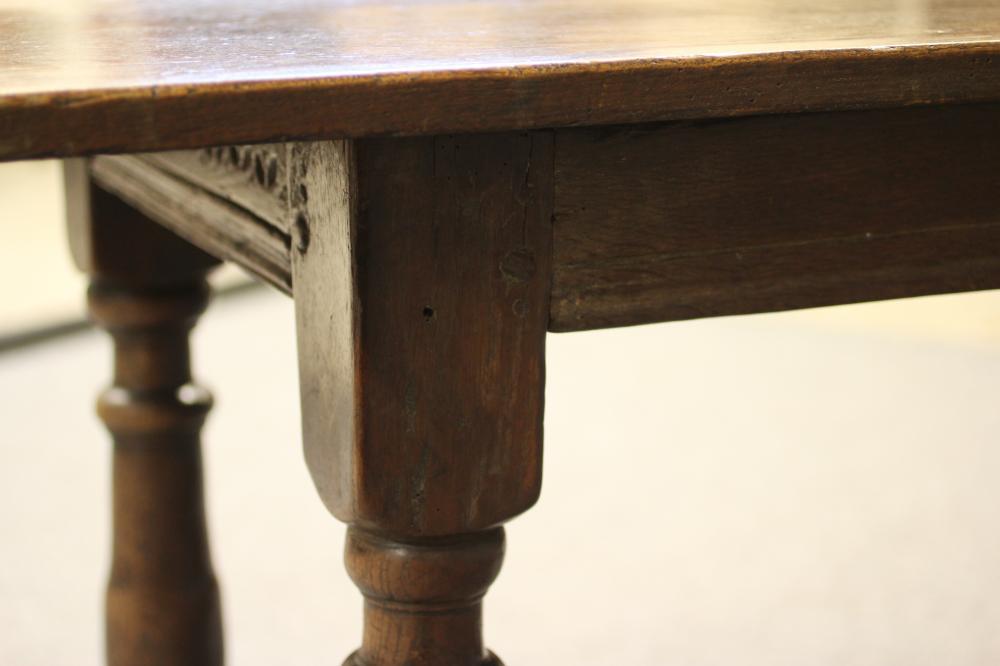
[2,0,1000,160]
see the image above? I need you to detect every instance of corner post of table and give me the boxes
[63,160,225,666]
[290,133,554,665]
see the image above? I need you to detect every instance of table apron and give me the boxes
[86,103,1000,331]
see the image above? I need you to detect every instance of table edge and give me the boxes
[3,41,1000,161]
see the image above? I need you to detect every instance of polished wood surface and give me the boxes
[343,527,505,666]
[3,0,1000,159]
[551,103,1000,330]
[64,168,223,666]
[293,134,550,535]
[290,135,551,663]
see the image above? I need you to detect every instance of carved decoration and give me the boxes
[198,144,284,193]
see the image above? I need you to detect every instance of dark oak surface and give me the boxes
[290,135,552,664]
[292,134,551,536]
[551,103,1000,330]
[3,0,1000,159]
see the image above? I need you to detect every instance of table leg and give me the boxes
[64,163,223,666]
[289,134,553,665]
[343,527,506,666]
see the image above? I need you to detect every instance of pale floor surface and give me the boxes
[3,161,1000,665]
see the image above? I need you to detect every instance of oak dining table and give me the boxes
[3,0,1000,663]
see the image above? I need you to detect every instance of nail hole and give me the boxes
[422,307,435,321]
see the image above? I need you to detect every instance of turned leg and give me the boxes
[290,134,553,665]
[344,528,505,666]
[65,162,223,666]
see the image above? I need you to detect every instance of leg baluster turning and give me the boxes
[90,279,222,666]
[65,162,223,666]
[344,528,505,666]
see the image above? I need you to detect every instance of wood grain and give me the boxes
[343,527,505,666]
[143,146,292,234]
[287,140,357,519]
[291,133,553,664]
[3,0,1000,159]
[294,132,553,535]
[89,153,292,293]
[550,103,1000,330]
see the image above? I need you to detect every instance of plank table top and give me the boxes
[2,0,999,159]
